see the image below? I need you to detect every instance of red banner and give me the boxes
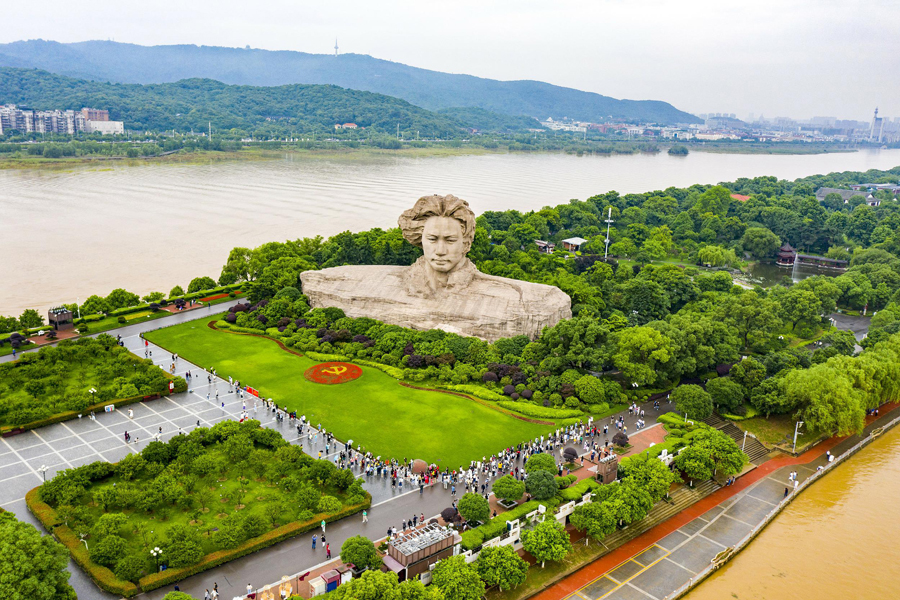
[246,387,260,398]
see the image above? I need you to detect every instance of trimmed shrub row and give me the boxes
[352,359,405,379]
[555,474,578,489]
[558,478,602,502]
[441,384,505,402]
[496,402,583,419]
[461,500,556,550]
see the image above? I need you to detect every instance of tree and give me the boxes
[524,453,556,475]
[317,495,342,514]
[340,536,382,571]
[729,357,766,394]
[705,378,745,413]
[162,524,204,567]
[141,291,165,303]
[491,474,525,504]
[18,309,43,329]
[80,294,109,315]
[674,444,714,481]
[187,276,217,294]
[168,285,184,298]
[105,288,140,310]
[475,545,529,590]
[620,453,678,502]
[717,292,782,349]
[672,384,713,419]
[432,555,485,600]
[0,512,76,600]
[89,534,126,567]
[741,227,781,259]
[328,570,444,600]
[776,288,822,331]
[457,493,490,523]
[521,519,572,568]
[612,326,675,386]
[525,470,559,501]
[570,501,616,544]
[782,363,865,436]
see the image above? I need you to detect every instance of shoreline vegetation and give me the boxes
[0,140,863,170]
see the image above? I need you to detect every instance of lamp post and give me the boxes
[792,421,804,454]
[150,547,162,572]
[39,464,48,482]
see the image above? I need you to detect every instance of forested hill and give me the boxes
[0,67,478,136]
[0,40,701,125]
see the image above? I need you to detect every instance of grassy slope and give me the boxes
[145,320,551,468]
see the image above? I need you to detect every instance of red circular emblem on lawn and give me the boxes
[305,362,362,384]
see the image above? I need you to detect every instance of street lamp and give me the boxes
[39,464,48,482]
[792,421,804,454]
[150,547,162,572]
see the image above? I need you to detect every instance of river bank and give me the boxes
[528,403,900,600]
[0,140,868,170]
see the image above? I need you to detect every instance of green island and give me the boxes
[28,419,371,596]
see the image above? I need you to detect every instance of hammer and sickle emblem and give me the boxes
[322,365,347,376]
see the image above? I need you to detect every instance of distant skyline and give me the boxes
[4,0,898,121]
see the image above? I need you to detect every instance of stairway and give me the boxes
[704,415,770,464]
[598,480,720,548]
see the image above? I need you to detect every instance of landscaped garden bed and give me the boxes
[0,334,186,433]
[27,419,370,596]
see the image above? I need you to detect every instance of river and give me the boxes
[2,148,899,315]
[684,425,900,600]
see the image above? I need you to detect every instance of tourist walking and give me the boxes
[362,509,368,523]
[312,534,317,550]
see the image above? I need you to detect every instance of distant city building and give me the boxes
[81,108,109,122]
[85,120,124,134]
[870,108,885,142]
[541,117,586,132]
[0,104,122,135]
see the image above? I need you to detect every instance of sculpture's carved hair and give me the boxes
[398,194,477,250]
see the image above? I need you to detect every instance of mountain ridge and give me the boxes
[0,39,701,125]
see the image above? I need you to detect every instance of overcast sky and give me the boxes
[6,0,899,121]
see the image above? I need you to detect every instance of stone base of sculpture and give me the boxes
[300,260,571,342]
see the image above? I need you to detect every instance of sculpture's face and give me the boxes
[422,216,467,273]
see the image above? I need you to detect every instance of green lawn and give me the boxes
[145,319,553,468]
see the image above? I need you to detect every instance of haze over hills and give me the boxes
[0,67,490,136]
[0,39,701,125]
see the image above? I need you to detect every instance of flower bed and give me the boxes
[304,362,363,384]
[199,291,243,302]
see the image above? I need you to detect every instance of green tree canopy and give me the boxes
[457,493,490,523]
[431,555,485,600]
[521,519,573,568]
[672,384,714,419]
[474,545,529,590]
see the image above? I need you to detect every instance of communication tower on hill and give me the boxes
[334,39,339,57]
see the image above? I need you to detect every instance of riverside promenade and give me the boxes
[533,403,900,600]
[0,306,673,600]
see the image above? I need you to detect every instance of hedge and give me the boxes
[496,402,583,419]
[440,384,505,402]
[306,351,349,362]
[139,494,371,591]
[27,481,370,595]
[352,359,405,379]
[26,488,140,597]
[555,474,578,489]
[461,500,554,550]
[558,479,602,502]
